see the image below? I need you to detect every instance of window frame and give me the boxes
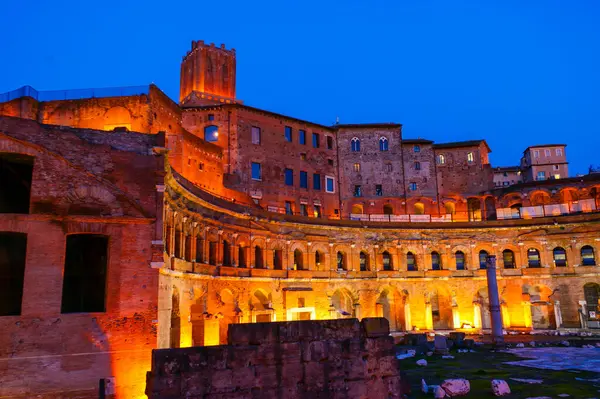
[325,175,335,193]
[251,162,262,181]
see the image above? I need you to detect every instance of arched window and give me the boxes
[379,137,389,151]
[431,251,441,270]
[503,249,515,269]
[315,251,322,267]
[294,249,304,270]
[359,251,369,271]
[351,137,360,152]
[382,251,392,271]
[351,204,364,214]
[455,251,465,270]
[383,204,393,215]
[204,125,219,142]
[238,246,246,268]
[222,240,231,266]
[437,154,445,164]
[414,202,425,215]
[582,245,596,266]
[527,248,541,268]
[479,250,489,269]
[553,247,567,267]
[254,246,263,268]
[407,252,417,271]
[337,251,346,270]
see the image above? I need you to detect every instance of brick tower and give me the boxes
[179,40,237,106]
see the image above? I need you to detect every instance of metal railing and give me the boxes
[0,85,150,103]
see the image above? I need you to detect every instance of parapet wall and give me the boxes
[146,318,406,398]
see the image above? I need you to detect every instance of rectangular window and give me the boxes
[353,163,360,172]
[312,133,320,148]
[354,185,362,197]
[414,145,420,153]
[375,184,383,196]
[415,162,421,170]
[251,126,261,145]
[300,171,308,188]
[325,176,335,193]
[0,232,27,316]
[554,164,560,170]
[533,150,540,158]
[208,114,214,121]
[313,205,322,218]
[300,153,307,160]
[0,153,34,214]
[556,148,562,156]
[328,159,334,166]
[386,163,392,172]
[299,130,306,145]
[537,171,546,180]
[285,201,293,215]
[300,204,308,216]
[326,136,333,150]
[313,174,321,190]
[467,152,474,163]
[285,126,292,142]
[545,149,551,157]
[251,162,262,180]
[284,168,294,186]
[61,234,109,313]
[409,182,417,191]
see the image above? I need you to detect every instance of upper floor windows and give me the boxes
[312,133,320,148]
[204,125,219,142]
[533,150,540,158]
[251,126,261,145]
[327,136,333,150]
[467,152,474,163]
[325,176,335,193]
[545,149,551,157]
[379,137,389,151]
[353,185,362,197]
[251,162,262,180]
[386,163,393,172]
[284,168,294,186]
[437,154,445,165]
[353,163,361,172]
[351,137,360,152]
[414,161,421,171]
[556,148,563,156]
[375,184,383,196]
[409,182,417,191]
[313,173,322,190]
[0,153,34,214]
[413,145,420,153]
[299,130,306,145]
[300,171,308,188]
[285,126,292,142]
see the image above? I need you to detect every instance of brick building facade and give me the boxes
[0,39,599,398]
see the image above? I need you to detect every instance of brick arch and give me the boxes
[558,187,580,203]
[501,192,524,207]
[103,106,132,131]
[528,189,553,206]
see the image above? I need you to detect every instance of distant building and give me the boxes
[493,166,522,187]
[521,144,568,183]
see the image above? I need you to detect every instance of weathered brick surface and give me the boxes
[146,319,407,399]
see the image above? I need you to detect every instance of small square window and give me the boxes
[413,145,420,153]
[328,159,334,166]
[285,126,292,142]
[533,150,540,158]
[556,148,563,156]
[467,152,474,163]
[208,114,214,121]
[300,153,307,160]
[409,182,417,191]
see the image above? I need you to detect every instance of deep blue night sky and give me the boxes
[1,1,599,175]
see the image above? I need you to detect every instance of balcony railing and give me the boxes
[497,199,597,220]
[0,85,150,103]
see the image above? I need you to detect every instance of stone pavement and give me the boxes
[504,347,600,372]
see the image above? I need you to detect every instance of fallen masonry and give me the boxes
[145,318,408,398]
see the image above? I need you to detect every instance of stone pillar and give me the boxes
[522,301,532,328]
[179,287,193,348]
[425,304,433,330]
[501,303,511,328]
[554,300,563,329]
[473,304,482,328]
[452,307,461,329]
[404,303,412,331]
[354,303,361,320]
[578,300,588,329]
[486,255,504,344]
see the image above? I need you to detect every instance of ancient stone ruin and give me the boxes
[145,318,407,398]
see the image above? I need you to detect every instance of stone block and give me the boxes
[361,317,390,338]
[404,333,427,346]
[449,332,466,346]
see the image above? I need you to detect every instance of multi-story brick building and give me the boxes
[521,144,569,183]
[493,166,523,187]
[0,40,599,399]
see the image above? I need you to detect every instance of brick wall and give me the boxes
[146,318,406,399]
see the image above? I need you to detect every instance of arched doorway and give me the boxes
[455,251,465,270]
[314,251,323,270]
[431,251,442,270]
[407,252,417,271]
[553,247,567,267]
[251,289,273,322]
[527,248,541,268]
[376,289,406,332]
[479,250,489,269]
[467,198,481,221]
[431,290,453,330]
[502,249,515,268]
[222,240,231,266]
[351,204,363,214]
[414,202,425,215]
[581,245,596,266]
[331,289,354,318]
[484,197,496,220]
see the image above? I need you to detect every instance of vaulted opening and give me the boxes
[0,153,34,214]
[0,232,27,316]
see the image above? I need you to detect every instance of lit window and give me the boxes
[351,137,360,152]
[312,133,320,148]
[437,154,445,164]
[554,174,561,179]
[325,176,335,193]
[313,174,321,190]
[354,185,362,197]
[299,129,306,145]
[285,126,292,142]
[204,125,218,142]
[413,145,420,153]
[467,152,474,163]
[409,182,417,191]
[379,137,389,151]
[375,184,383,196]
[251,162,261,180]
[251,126,261,145]
[414,161,421,170]
[284,168,293,186]
[353,163,360,172]
[313,205,322,218]
[300,171,308,188]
